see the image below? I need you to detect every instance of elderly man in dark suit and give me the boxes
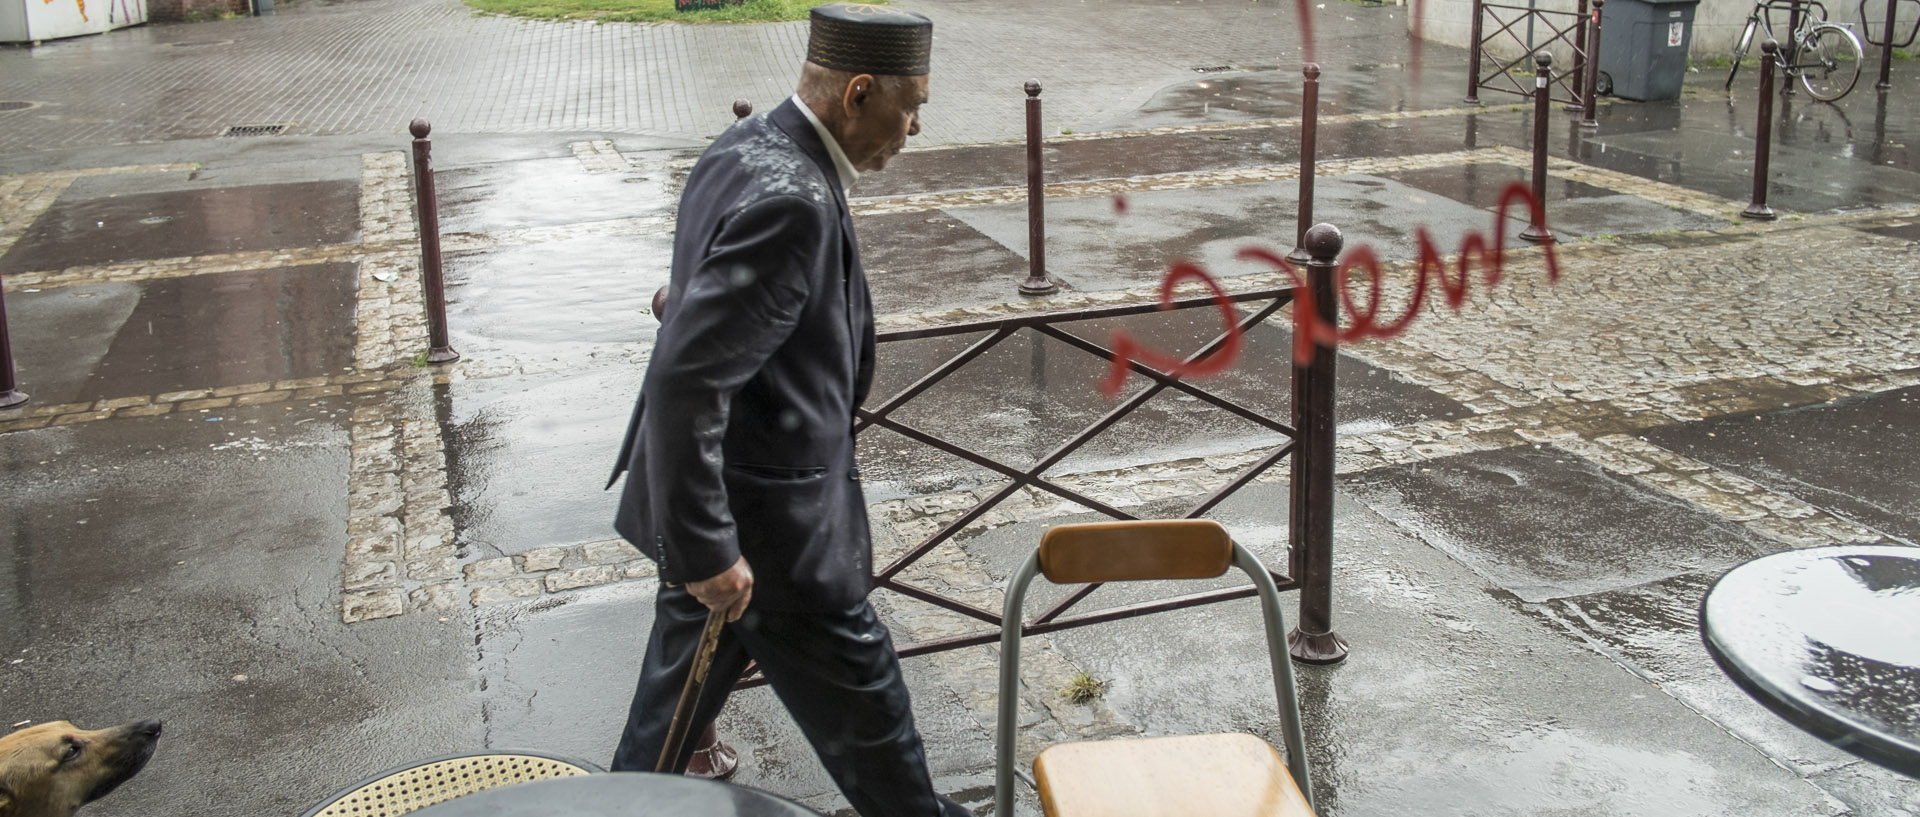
[605,5,969,815]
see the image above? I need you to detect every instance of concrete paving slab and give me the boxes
[58,154,365,198]
[445,367,640,559]
[1338,444,1781,602]
[1376,161,1731,237]
[444,233,668,361]
[1589,126,1920,214]
[0,405,482,817]
[1379,161,1619,204]
[857,211,1033,318]
[435,156,675,236]
[1640,386,1920,544]
[1864,221,1920,242]
[1808,758,1920,817]
[5,264,359,404]
[1540,193,1733,238]
[0,181,360,273]
[1536,571,1867,773]
[471,576,995,812]
[944,176,1526,294]
[1537,570,1920,812]
[3,281,143,406]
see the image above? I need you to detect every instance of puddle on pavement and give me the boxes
[434,157,675,236]
[443,233,667,361]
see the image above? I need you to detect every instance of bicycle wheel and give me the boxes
[1727,17,1759,90]
[1798,24,1863,101]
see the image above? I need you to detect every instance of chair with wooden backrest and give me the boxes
[993,519,1316,817]
[299,750,603,817]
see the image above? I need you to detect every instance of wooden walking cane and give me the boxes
[657,608,728,773]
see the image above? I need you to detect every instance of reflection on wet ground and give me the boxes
[434,157,676,236]
[6,264,358,403]
[1702,546,1920,772]
[443,368,640,558]
[442,234,668,361]
[1340,444,1779,603]
[939,175,1532,294]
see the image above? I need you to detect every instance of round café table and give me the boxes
[408,772,823,817]
[1701,544,1920,778]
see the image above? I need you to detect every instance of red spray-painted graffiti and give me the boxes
[1097,182,1561,397]
[1091,0,1557,397]
[44,0,89,22]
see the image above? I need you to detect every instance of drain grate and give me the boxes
[0,101,36,112]
[1192,65,1234,73]
[221,123,291,137]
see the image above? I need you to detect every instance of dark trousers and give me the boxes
[612,585,970,817]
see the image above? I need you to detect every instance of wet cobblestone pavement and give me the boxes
[4,1,1920,815]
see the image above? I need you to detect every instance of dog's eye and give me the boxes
[59,741,81,763]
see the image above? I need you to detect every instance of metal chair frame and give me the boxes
[992,521,1314,816]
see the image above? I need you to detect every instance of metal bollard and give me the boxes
[733,99,752,120]
[1287,64,1322,265]
[0,281,27,409]
[1744,41,1780,221]
[409,119,461,363]
[1521,52,1556,244]
[1019,80,1056,296]
[1466,0,1485,104]
[1879,0,1897,90]
[1582,0,1605,129]
[1288,222,1348,665]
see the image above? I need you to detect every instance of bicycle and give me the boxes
[1725,0,1867,101]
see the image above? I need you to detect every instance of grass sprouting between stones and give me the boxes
[464,0,881,24]
[1061,673,1108,704]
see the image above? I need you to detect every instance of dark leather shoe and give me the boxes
[684,723,739,781]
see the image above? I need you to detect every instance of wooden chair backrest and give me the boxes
[1037,519,1234,584]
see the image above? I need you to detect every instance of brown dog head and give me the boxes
[0,720,161,817]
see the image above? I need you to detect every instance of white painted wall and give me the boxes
[0,0,146,43]
[1412,0,1918,62]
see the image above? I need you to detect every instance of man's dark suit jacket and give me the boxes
[609,99,877,612]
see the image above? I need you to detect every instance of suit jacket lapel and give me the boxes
[769,100,870,407]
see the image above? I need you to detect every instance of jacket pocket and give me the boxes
[726,461,828,481]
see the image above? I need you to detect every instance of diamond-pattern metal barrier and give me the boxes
[1468,0,1596,107]
[844,259,1346,671]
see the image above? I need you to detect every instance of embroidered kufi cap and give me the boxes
[806,3,933,76]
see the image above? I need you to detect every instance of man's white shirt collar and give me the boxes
[791,95,860,191]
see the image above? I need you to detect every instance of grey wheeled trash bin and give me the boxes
[1598,0,1701,100]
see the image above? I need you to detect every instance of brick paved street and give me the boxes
[0,0,1456,153]
[3,1,1920,815]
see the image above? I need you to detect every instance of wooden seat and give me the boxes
[993,519,1317,817]
[1035,734,1314,817]
[300,750,603,817]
